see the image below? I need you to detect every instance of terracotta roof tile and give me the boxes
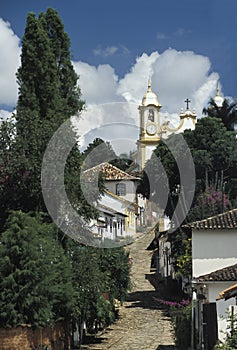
[184,209,237,230]
[217,283,237,300]
[197,263,237,282]
[83,162,139,181]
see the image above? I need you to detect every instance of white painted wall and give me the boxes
[145,144,156,164]
[105,180,137,203]
[100,192,126,214]
[99,192,136,237]
[192,229,237,277]
[205,282,237,342]
[192,228,237,343]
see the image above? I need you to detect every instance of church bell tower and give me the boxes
[137,80,163,169]
[136,80,197,169]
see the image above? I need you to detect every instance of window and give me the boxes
[148,109,154,122]
[116,183,126,196]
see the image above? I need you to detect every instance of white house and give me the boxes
[195,263,237,344]
[156,216,173,278]
[83,162,139,242]
[186,209,237,346]
[83,162,139,203]
[95,190,137,240]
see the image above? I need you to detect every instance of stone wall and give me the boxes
[0,322,70,350]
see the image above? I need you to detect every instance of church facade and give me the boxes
[136,80,197,169]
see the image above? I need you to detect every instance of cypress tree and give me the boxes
[40,8,84,116]
[0,9,86,215]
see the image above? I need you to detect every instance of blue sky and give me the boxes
[0,0,237,152]
[1,0,236,95]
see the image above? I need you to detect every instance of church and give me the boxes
[136,80,197,169]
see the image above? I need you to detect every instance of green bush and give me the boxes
[170,304,192,350]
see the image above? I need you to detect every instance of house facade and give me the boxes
[83,162,139,242]
[195,264,237,344]
[95,191,137,240]
[186,209,237,346]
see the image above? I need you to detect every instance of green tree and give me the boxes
[110,152,133,172]
[0,211,74,328]
[138,133,185,218]
[187,186,232,222]
[98,248,131,303]
[0,9,97,226]
[82,138,117,170]
[0,10,131,342]
[184,117,237,213]
[184,117,237,182]
[203,97,237,132]
[39,8,83,116]
[82,138,133,172]
[140,117,237,221]
[69,244,130,346]
[71,247,111,333]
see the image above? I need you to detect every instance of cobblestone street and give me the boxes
[86,229,176,349]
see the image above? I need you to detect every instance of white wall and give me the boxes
[192,229,237,277]
[105,180,137,203]
[192,228,237,343]
[99,192,136,237]
[205,282,237,342]
[145,144,156,164]
[159,237,172,278]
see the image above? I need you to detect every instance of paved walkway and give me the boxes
[86,229,176,350]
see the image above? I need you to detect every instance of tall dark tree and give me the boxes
[0,9,86,217]
[40,8,84,116]
[0,11,132,340]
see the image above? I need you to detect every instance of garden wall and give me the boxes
[0,322,70,350]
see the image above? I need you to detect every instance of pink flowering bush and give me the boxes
[154,296,191,349]
[153,297,190,308]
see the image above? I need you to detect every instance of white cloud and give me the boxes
[117,52,159,103]
[93,44,130,57]
[73,61,121,104]
[0,109,12,120]
[117,49,218,117]
[157,32,169,40]
[151,49,218,116]
[0,19,21,106]
[72,49,219,153]
[174,28,192,37]
[93,45,118,57]
[0,19,219,154]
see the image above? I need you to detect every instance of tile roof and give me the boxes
[184,209,237,230]
[83,162,139,181]
[197,263,237,282]
[217,283,237,300]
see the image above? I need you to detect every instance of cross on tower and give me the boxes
[185,98,191,110]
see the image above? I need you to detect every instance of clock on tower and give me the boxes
[137,80,162,169]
